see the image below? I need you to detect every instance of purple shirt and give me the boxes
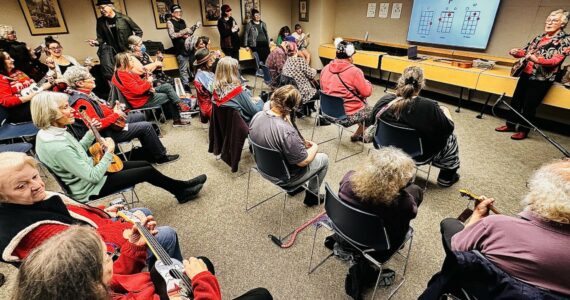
[452,210,570,295]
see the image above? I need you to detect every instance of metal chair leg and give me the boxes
[308,223,335,274]
[278,193,288,239]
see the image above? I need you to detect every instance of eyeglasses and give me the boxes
[48,46,62,50]
[545,18,562,24]
[106,243,120,261]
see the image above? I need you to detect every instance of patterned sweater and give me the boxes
[512,30,570,81]
[282,56,317,103]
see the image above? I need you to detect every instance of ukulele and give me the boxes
[77,105,124,173]
[510,47,537,77]
[118,210,193,300]
[297,33,311,48]
[457,189,501,222]
[20,75,52,97]
[434,58,473,69]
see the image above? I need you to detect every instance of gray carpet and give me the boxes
[1,77,569,300]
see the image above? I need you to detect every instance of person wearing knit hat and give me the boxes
[193,48,216,121]
[217,4,240,60]
[282,41,319,115]
[167,3,200,91]
[319,38,373,142]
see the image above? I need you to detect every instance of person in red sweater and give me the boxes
[112,52,191,127]
[0,152,184,269]
[0,51,52,123]
[64,65,179,165]
[11,226,220,300]
[319,38,373,142]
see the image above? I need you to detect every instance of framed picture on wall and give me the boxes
[241,0,260,25]
[299,0,309,22]
[151,0,179,29]
[18,0,68,35]
[92,0,127,18]
[200,0,221,26]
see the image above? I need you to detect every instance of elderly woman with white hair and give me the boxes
[127,35,173,87]
[441,159,570,295]
[336,147,423,259]
[63,65,179,165]
[495,9,570,140]
[31,91,206,204]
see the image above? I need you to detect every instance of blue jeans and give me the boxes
[177,54,190,86]
[119,208,183,267]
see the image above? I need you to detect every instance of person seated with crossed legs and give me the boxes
[31,92,206,204]
[249,85,328,206]
[112,52,191,127]
[63,66,179,165]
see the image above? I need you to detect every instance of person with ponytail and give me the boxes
[249,85,328,206]
[320,38,373,142]
[372,66,461,187]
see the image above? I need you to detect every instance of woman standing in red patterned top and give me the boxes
[496,9,570,140]
[0,51,52,123]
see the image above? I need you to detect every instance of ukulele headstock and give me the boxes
[117,210,144,225]
[459,189,479,201]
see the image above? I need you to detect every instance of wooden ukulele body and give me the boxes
[88,142,123,173]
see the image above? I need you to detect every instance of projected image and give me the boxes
[407,0,501,49]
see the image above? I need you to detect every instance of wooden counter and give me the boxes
[318,43,384,69]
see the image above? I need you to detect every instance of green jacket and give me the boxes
[36,127,113,203]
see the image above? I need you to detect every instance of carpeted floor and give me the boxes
[1,77,569,300]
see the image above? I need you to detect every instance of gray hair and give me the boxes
[522,160,570,224]
[127,35,143,51]
[31,92,69,130]
[62,66,91,89]
[0,25,14,40]
[550,9,569,27]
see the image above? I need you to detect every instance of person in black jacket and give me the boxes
[372,66,461,187]
[217,4,240,60]
[87,0,143,80]
[167,4,198,91]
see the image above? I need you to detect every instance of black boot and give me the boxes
[437,168,460,187]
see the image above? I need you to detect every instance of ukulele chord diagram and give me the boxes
[417,11,434,35]
[461,11,480,35]
[437,11,455,33]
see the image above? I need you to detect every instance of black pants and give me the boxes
[233,288,273,300]
[5,102,32,123]
[440,218,465,256]
[222,47,240,60]
[251,42,270,63]
[103,113,166,161]
[93,161,186,199]
[506,73,553,133]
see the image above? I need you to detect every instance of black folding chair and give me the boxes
[308,183,413,299]
[311,91,364,162]
[373,118,433,190]
[245,138,321,242]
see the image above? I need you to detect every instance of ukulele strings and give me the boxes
[136,223,173,265]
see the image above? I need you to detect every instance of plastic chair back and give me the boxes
[375,118,424,159]
[320,92,347,120]
[325,183,390,251]
[249,138,291,183]
[43,164,73,195]
[0,142,33,153]
[109,83,132,109]
[0,106,8,126]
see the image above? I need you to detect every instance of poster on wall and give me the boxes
[378,3,389,18]
[200,0,221,26]
[391,3,402,19]
[367,3,377,18]
[299,0,309,22]
[18,0,68,35]
[241,0,260,25]
[151,0,179,29]
[92,0,127,18]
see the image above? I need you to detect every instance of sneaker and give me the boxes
[437,173,460,187]
[495,125,516,132]
[255,69,264,77]
[511,131,528,140]
[303,192,324,207]
[173,119,191,127]
[178,102,191,112]
[176,184,204,204]
[154,154,180,165]
[186,174,207,186]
